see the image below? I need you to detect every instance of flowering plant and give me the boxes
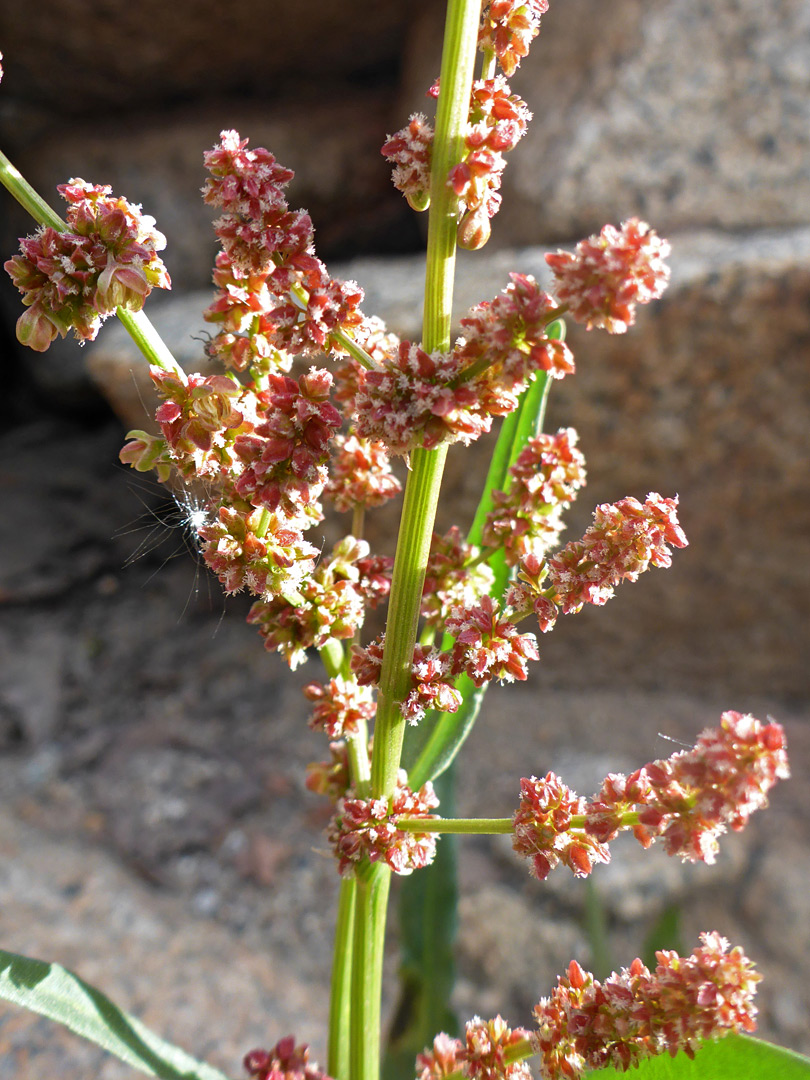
[0,7,806,1080]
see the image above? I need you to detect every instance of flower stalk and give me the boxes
[0,6,795,1080]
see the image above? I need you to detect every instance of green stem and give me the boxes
[331,328,379,371]
[350,863,392,1080]
[371,443,449,798]
[397,817,514,835]
[0,149,66,231]
[115,308,184,374]
[328,876,358,1080]
[371,0,481,803]
[351,4,482,1080]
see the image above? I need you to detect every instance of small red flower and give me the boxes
[447,595,539,687]
[327,772,440,876]
[484,428,586,564]
[546,218,671,333]
[243,1036,332,1080]
[479,0,549,76]
[303,676,376,739]
[532,934,760,1079]
[325,433,402,513]
[381,113,434,211]
[512,773,610,881]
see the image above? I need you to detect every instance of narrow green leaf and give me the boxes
[588,1033,810,1079]
[383,769,458,1080]
[0,948,230,1080]
[403,357,557,787]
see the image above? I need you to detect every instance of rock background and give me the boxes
[0,1,808,1074]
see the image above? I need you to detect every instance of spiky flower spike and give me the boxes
[547,492,687,614]
[512,713,789,880]
[417,1018,532,1080]
[532,933,761,1079]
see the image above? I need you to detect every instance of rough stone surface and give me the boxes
[84,230,810,698]
[0,422,807,1075]
[0,1,420,118]
[403,0,810,244]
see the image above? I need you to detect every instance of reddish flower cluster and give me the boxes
[353,340,491,455]
[418,1018,531,1080]
[447,595,539,687]
[202,129,304,275]
[248,537,371,668]
[546,218,671,333]
[479,0,549,76]
[449,77,532,249]
[231,368,341,524]
[455,273,575,394]
[483,428,586,564]
[349,637,460,724]
[586,711,790,863]
[327,772,439,876]
[303,676,376,740]
[350,634,386,688]
[203,132,365,363]
[512,773,610,881]
[5,178,169,351]
[381,113,434,211]
[203,252,294,373]
[402,645,462,724]
[532,934,761,1079]
[546,492,688,615]
[324,433,402,513]
[421,526,494,629]
[512,713,789,881]
[355,277,574,457]
[145,367,252,481]
[243,1036,332,1080]
[200,503,320,599]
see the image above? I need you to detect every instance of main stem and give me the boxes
[370,0,481,802]
[347,4,482,1080]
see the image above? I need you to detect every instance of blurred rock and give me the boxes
[2,97,398,294]
[86,228,810,697]
[0,808,330,1079]
[0,0,420,118]
[403,0,810,244]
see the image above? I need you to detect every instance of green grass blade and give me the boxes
[0,949,230,1080]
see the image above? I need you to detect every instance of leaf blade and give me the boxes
[0,948,230,1080]
[587,1032,810,1079]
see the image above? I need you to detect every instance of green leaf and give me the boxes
[588,1033,810,1079]
[0,948,230,1080]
